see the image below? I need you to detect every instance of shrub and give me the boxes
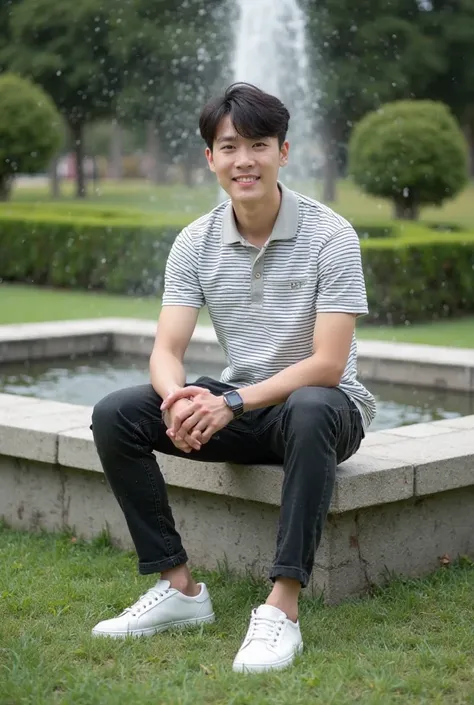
[0,214,473,324]
[352,223,396,239]
[0,74,63,201]
[362,233,474,324]
[0,215,179,295]
[348,100,469,220]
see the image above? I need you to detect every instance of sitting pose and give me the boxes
[91,82,376,673]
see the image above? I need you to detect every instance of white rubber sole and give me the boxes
[92,611,215,639]
[232,642,303,673]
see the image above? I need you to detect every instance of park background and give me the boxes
[0,1,474,703]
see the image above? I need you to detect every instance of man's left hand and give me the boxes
[161,386,234,445]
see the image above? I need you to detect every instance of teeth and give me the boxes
[236,177,257,182]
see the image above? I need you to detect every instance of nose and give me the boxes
[234,146,255,169]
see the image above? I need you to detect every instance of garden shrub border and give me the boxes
[1,213,473,325]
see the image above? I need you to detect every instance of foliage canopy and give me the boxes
[348,100,468,219]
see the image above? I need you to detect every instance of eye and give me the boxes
[254,142,268,148]
[221,145,234,150]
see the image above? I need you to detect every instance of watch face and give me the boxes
[226,390,242,407]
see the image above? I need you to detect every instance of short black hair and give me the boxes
[199,82,290,151]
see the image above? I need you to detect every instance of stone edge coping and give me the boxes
[1,318,474,368]
[0,392,473,515]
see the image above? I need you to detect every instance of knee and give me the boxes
[284,387,335,430]
[91,385,148,442]
[91,389,124,440]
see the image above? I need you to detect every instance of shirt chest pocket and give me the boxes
[264,277,314,311]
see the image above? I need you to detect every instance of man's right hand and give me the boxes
[163,398,201,453]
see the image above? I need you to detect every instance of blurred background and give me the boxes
[0,0,472,204]
[0,0,473,339]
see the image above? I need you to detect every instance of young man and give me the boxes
[91,82,376,673]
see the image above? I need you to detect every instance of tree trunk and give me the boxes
[92,156,99,189]
[322,119,339,202]
[70,122,87,198]
[323,147,338,202]
[0,176,11,201]
[183,162,194,187]
[146,120,165,184]
[49,155,61,198]
[466,122,474,178]
[394,199,418,220]
[109,119,123,179]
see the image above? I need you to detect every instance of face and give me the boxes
[205,114,289,203]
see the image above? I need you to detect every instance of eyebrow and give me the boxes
[216,135,238,144]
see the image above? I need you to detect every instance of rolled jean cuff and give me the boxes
[138,549,188,575]
[269,564,309,589]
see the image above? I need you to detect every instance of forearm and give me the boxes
[149,349,186,399]
[238,354,341,411]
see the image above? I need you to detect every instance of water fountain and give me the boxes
[231,0,318,187]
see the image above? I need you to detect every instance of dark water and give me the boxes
[0,354,472,433]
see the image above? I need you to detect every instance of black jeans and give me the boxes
[91,378,364,588]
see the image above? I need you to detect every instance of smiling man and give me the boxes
[91,82,376,673]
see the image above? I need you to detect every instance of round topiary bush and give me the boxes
[0,73,63,200]
[348,100,468,219]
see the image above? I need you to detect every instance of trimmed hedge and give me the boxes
[1,214,473,324]
[362,234,474,324]
[0,216,177,295]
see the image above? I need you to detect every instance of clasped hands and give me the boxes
[160,386,234,454]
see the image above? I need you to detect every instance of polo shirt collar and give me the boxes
[222,181,299,245]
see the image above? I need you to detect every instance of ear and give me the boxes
[205,147,216,173]
[279,141,290,167]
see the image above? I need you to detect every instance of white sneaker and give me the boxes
[92,580,215,638]
[232,604,303,673]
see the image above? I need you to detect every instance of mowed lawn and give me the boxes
[1,283,474,348]
[1,526,473,705]
[5,177,474,229]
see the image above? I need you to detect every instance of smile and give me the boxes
[233,177,260,184]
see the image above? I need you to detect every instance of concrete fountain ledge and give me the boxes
[0,319,473,603]
[1,317,474,391]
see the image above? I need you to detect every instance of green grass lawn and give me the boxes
[356,317,474,348]
[1,526,473,705]
[0,283,210,327]
[5,177,474,229]
[1,283,473,348]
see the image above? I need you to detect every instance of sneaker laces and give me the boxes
[123,586,171,617]
[247,609,285,645]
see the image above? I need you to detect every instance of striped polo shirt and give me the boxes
[162,182,376,430]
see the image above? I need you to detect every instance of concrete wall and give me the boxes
[1,391,473,603]
[0,319,474,603]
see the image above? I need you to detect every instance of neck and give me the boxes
[232,185,282,246]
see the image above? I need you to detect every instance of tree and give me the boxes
[348,100,468,219]
[3,0,122,198]
[417,0,474,176]
[0,73,62,200]
[304,0,443,201]
[113,0,230,184]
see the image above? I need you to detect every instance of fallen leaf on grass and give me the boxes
[200,664,216,678]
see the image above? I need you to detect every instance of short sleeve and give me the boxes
[315,226,368,315]
[162,228,205,308]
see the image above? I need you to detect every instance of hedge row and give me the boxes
[0,217,176,296]
[1,215,473,325]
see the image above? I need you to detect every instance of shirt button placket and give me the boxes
[251,253,264,306]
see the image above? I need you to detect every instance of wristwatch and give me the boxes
[222,390,244,419]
